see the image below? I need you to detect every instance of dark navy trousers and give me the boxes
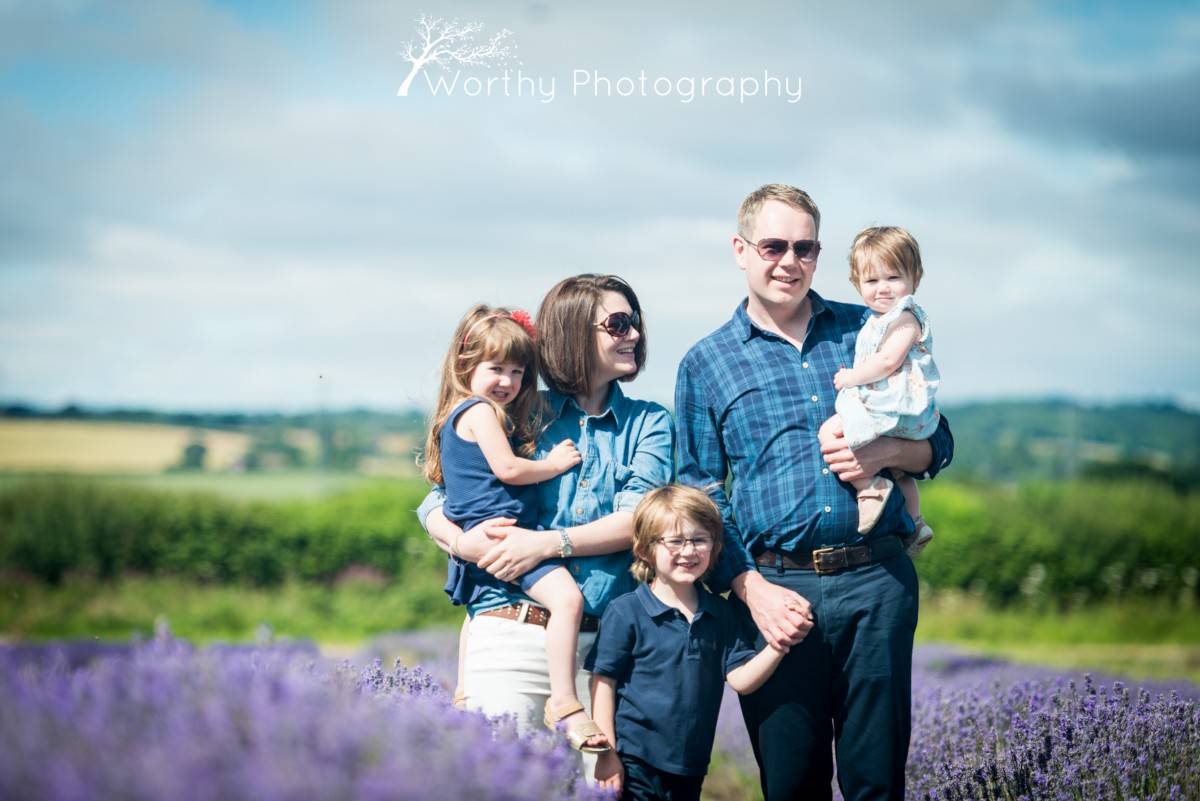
[735,551,919,801]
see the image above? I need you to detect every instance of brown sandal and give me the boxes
[544,700,611,754]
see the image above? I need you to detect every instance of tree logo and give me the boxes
[397,13,517,97]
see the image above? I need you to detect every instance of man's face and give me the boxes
[734,199,819,315]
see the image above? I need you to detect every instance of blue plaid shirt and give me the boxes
[675,293,954,591]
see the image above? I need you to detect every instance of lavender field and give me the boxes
[3,632,1198,801]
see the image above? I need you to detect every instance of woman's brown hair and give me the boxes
[536,274,646,397]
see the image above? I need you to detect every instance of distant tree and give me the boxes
[179,432,207,471]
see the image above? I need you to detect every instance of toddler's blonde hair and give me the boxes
[848,226,924,290]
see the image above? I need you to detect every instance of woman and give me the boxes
[417,273,674,740]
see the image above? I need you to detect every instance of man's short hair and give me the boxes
[738,184,821,239]
[848,226,923,289]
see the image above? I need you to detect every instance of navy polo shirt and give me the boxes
[585,583,757,776]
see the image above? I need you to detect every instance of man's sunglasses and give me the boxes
[739,236,821,263]
[594,310,640,338]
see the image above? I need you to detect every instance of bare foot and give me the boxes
[856,476,894,533]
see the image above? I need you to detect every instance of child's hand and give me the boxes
[547,439,582,472]
[594,750,624,794]
[834,368,857,391]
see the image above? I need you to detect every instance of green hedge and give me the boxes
[0,478,441,586]
[918,481,1200,606]
[2,477,1197,608]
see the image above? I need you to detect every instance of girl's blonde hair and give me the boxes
[630,485,724,583]
[848,226,924,290]
[422,304,542,485]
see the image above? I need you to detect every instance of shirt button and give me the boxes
[572,565,580,574]
[811,395,819,403]
[824,505,832,513]
[822,468,829,475]
[575,507,584,515]
[579,479,588,488]
[802,362,809,369]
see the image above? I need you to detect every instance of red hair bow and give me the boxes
[510,309,537,340]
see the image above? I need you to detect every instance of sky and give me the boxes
[1,0,1198,413]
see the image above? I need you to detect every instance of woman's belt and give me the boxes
[476,602,601,632]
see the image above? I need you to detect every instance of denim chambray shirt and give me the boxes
[417,383,675,617]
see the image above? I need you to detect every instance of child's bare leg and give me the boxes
[524,567,608,749]
[897,472,934,556]
[452,614,469,708]
[897,473,920,520]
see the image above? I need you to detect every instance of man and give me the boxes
[675,184,953,800]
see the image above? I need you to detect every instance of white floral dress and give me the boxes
[835,295,941,450]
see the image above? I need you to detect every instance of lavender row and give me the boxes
[0,637,604,801]
[3,637,1197,800]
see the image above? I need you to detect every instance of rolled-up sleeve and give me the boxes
[415,485,446,532]
[675,358,756,592]
[914,413,954,480]
[613,405,675,514]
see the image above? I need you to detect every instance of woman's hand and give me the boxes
[476,525,556,582]
[547,439,582,472]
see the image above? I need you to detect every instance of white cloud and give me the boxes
[1,0,1198,411]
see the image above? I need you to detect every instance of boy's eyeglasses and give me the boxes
[739,236,821,264]
[657,536,714,554]
[594,311,640,338]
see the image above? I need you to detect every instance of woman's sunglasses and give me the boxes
[594,310,640,338]
[740,236,821,263]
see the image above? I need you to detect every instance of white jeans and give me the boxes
[463,611,599,774]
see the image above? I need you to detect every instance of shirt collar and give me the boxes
[635,582,715,622]
[735,291,829,343]
[545,382,627,425]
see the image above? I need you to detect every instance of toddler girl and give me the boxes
[587,485,785,800]
[822,226,941,555]
[423,304,609,753]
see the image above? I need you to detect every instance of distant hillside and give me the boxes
[4,400,1197,486]
[940,400,1200,485]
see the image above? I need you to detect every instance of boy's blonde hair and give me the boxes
[848,226,924,290]
[738,183,821,238]
[630,485,724,583]
[422,304,542,486]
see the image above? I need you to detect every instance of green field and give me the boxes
[0,469,382,500]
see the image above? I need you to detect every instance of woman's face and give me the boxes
[590,290,641,388]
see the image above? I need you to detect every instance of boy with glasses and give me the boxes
[587,485,786,801]
[675,184,954,799]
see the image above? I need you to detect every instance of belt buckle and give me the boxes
[812,547,847,575]
[515,602,531,624]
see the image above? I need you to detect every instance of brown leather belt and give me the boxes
[477,602,601,632]
[754,536,904,575]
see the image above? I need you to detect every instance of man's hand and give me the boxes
[594,751,624,794]
[818,418,898,484]
[734,571,813,650]
[476,525,555,582]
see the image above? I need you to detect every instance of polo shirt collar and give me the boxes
[546,382,628,425]
[634,582,715,622]
[735,291,830,343]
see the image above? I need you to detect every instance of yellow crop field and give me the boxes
[0,419,251,473]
